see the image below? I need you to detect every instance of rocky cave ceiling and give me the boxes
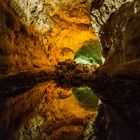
[0,0,140,140]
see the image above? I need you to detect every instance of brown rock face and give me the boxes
[86,0,140,140]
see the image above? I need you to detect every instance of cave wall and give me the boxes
[90,0,140,69]
[0,0,50,75]
[85,0,140,140]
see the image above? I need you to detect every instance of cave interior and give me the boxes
[0,0,140,140]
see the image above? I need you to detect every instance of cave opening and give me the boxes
[74,40,105,65]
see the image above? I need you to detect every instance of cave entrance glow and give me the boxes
[74,40,105,65]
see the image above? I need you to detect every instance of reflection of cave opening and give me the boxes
[73,86,99,110]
